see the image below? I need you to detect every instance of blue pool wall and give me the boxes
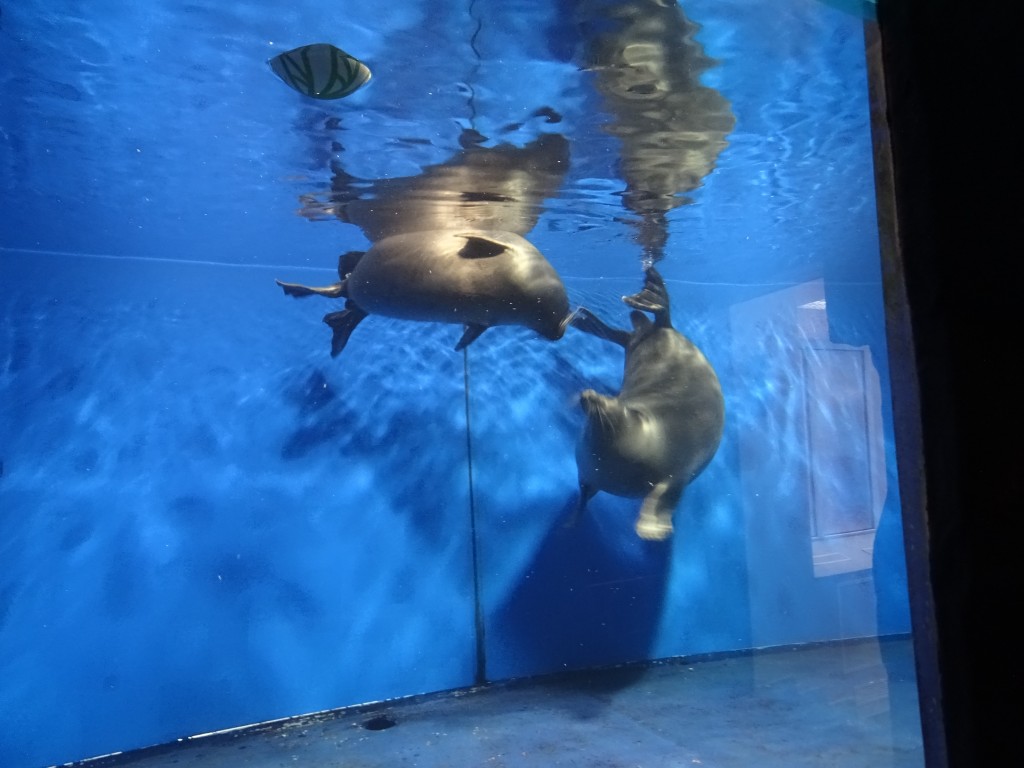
[0,250,909,767]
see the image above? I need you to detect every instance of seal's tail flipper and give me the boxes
[455,323,488,350]
[569,307,630,347]
[276,250,362,298]
[276,279,347,299]
[622,266,671,326]
[629,310,654,335]
[323,304,368,357]
[337,250,365,280]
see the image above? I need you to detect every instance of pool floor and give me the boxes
[62,637,924,768]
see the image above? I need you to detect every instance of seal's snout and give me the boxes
[579,389,602,413]
[546,324,567,341]
[549,310,577,341]
[533,307,573,341]
[538,323,566,342]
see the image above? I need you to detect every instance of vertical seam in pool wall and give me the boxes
[463,347,487,685]
[462,0,486,686]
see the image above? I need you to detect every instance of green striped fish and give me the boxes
[268,43,372,99]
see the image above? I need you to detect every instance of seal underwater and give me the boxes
[276,229,574,356]
[572,267,724,540]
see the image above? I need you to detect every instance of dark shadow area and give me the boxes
[489,509,671,684]
[274,349,470,550]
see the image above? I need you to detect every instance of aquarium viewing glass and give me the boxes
[0,0,933,766]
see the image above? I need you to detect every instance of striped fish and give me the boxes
[268,43,372,100]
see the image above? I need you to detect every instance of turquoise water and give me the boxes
[0,1,912,766]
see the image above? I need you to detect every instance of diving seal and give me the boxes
[571,267,724,540]
[276,230,573,356]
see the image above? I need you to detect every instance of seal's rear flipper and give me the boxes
[570,307,630,347]
[455,323,488,350]
[622,266,671,326]
[635,479,682,541]
[337,250,365,280]
[323,305,368,357]
[629,310,654,335]
[276,279,346,299]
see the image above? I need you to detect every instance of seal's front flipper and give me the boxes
[635,480,682,541]
[276,279,346,299]
[623,266,671,326]
[570,307,630,347]
[564,484,597,529]
[457,235,508,259]
[455,323,488,350]
[323,304,368,357]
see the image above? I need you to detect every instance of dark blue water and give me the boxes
[0,1,910,766]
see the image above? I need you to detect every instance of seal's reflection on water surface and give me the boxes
[309,129,571,243]
[573,0,736,262]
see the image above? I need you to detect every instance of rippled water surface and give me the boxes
[0,0,879,280]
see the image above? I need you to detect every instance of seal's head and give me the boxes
[580,388,609,415]
[517,267,572,341]
[529,305,573,341]
[579,389,628,436]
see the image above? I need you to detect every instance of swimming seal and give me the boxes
[276,230,574,356]
[571,267,724,540]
